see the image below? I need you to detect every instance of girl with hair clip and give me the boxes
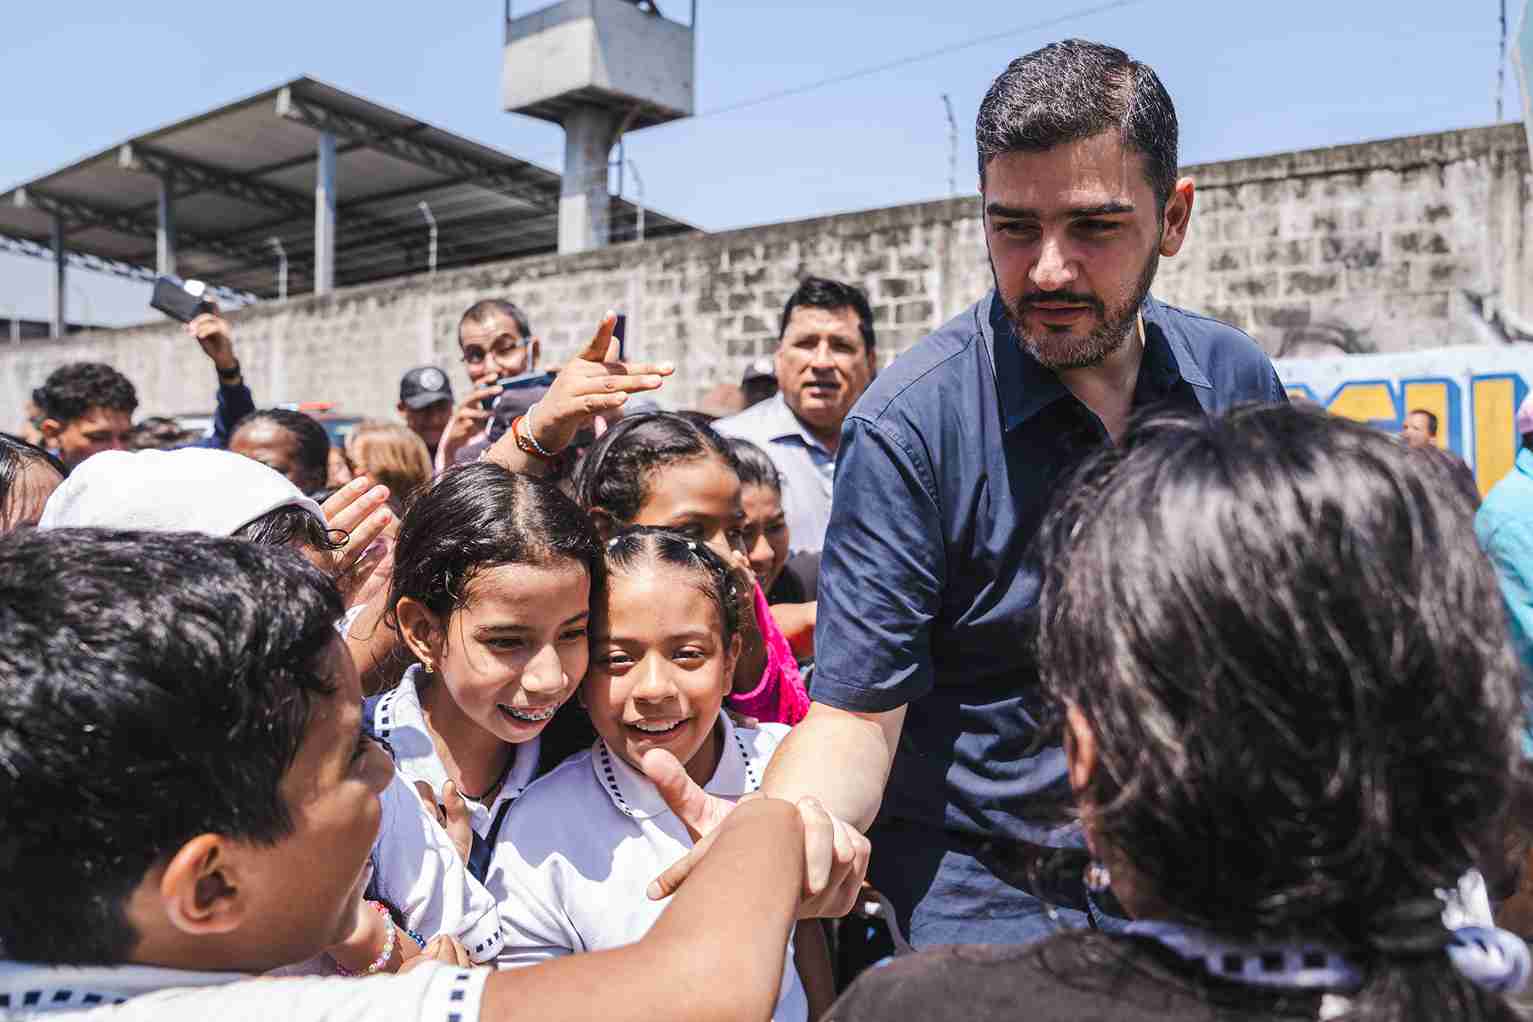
[572,413,810,727]
[488,528,830,1020]
[379,461,604,887]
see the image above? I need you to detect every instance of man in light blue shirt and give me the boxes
[1475,394,1533,753]
[714,277,876,556]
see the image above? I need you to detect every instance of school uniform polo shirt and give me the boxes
[486,716,808,1022]
[369,666,542,842]
[715,393,837,556]
[812,291,1286,946]
[0,959,486,1021]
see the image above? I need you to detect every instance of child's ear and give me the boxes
[395,597,444,672]
[588,507,620,541]
[158,834,245,937]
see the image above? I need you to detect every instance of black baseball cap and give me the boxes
[400,366,453,410]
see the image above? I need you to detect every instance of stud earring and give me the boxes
[1084,860,1112,894]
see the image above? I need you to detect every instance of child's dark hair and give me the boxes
[573,412,736,522]
[389,461,602,624]
[603,527,741,641]
[234,504,345,555]
[725,437,782,495]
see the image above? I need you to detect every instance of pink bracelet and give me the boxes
[331,901,397,977]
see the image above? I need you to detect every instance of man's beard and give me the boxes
[996,247,1160,371]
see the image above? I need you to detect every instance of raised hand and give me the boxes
[486,313,673,474]
[185,301,238,373]
[319,476,397,607]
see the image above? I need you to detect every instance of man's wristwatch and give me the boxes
[216,359,242,382]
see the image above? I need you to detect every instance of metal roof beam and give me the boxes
[119,143,311,218]
[275,87,556,211]
[12,187,276,287]
[0,232,257,304]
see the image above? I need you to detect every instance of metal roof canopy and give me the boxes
[0,76,692,330]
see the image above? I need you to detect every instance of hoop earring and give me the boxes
[1084,860,1112,894]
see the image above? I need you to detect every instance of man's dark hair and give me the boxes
[457,298,533,344]
[127,416,196,451]
[1034,404,1520,1020]
[1410,407,1440,437]
[976,39,1179,208]
[232,409,332,495]
[0,529,344,964]
[31,362,138,424]
[778,277,876,354]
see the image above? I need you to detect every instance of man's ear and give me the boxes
[396,402,408,415]
[395,597,443,670]
[529,337,542,369]
[159,834,245,937]
[38,418,63,442]
[1158,177,1196,257]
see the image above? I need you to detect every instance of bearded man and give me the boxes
[698,39,1288,955]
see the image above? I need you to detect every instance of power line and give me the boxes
[692,0,1154,121]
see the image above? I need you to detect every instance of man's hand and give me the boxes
[185,302,238,374]
[642,748,870,919]
[489,312,673,465]
[438,385,503,467]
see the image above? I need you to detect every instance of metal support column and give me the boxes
[418,201,438,274]
[50,215,66,339]
[268,237,288,301]
[156,175,177,276]
[314,131,337,294]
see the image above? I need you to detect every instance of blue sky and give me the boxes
[0,0,1522,325]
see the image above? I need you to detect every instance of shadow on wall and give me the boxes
[1274,321,1376,359]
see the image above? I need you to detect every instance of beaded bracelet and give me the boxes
[522,403,557,458]
[331,901,397,977]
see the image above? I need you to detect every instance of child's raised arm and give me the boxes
[478,797,806,1022]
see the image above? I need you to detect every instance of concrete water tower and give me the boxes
[502,0,695,254]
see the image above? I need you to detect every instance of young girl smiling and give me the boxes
[573,413,810,726]
[375,461,602,880]
[488,529,816,1020]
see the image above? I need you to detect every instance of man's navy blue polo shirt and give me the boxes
[812,290,1286,945]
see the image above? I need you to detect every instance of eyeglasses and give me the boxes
[461,334,530,366]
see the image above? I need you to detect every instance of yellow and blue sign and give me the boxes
[1277,347,1533,495]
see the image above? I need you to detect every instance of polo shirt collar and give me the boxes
[988,291,1214,432]
[590,713,764,820]
[758,393,832,455]
[373,666,541,827]
[0,960,243,1011]
[1518,447,1533,478]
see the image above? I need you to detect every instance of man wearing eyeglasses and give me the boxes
[436,298,541,471]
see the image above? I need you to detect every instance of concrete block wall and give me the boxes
[4,123,1530,426]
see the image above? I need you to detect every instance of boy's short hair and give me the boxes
[0,529,344,964]
[31,362,138,424]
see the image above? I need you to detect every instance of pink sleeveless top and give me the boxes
[725,581,811,725]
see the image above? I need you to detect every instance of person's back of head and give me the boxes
[573,411,735,525]
[229,408,333,496]
[345,421,433,512]
[0,529,390,971]
[0,432,65,533]
[32,362,138,470]
[127,415,196,451]
[1034,403,1523,1018]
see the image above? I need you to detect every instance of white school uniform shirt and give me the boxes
[485,715,807,1022]
[267,771,505,977]
[368,666,542,841]
[0,959,487,1021]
